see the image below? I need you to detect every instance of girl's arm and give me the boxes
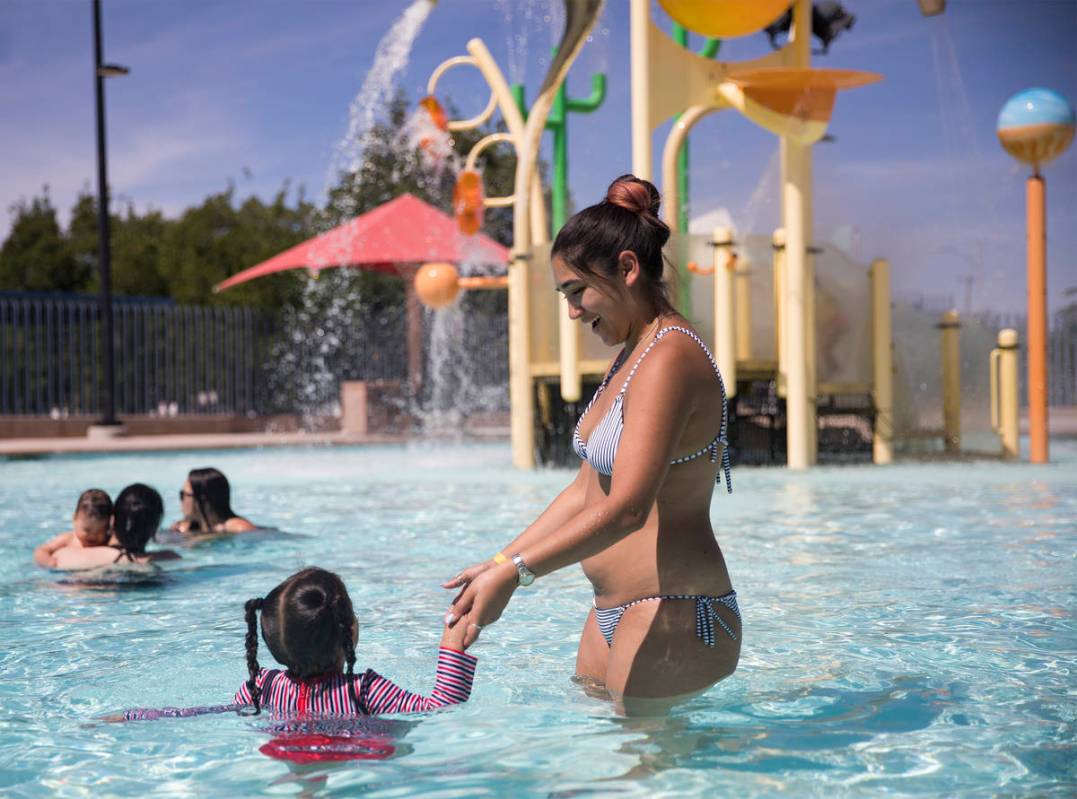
[359,646,477,714]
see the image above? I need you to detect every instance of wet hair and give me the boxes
[75,489,112,526]
[551,174,674,314]
[186,467,237,532]
[243,567,360,715]
[112,484,164,558]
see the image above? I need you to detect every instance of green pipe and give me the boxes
[513,50,607,236]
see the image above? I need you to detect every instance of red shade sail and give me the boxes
[213,193,509,293]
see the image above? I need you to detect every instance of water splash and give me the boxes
[326,0,436,205]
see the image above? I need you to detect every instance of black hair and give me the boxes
[186,467,237,532]
[112,483,164,558]
[551,174,675,314]
[243,567,360,715]
[75,488,112,524]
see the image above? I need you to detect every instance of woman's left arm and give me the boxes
[449,347,698,644]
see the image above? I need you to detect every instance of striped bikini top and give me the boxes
[572,326,732,493]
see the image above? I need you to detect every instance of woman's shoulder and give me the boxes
[222,516,257,533]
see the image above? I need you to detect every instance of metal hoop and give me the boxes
[426,55,497,131]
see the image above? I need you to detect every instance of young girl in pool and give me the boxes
[119,567,477,720]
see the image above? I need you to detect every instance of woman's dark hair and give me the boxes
[551,174,675,314]
[113,484,164,556]
[187,467,236,531]
[75,488,112,523]
[243,567,360,715]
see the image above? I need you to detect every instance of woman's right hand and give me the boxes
[441,560,494,592]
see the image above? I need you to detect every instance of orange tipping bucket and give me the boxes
[453,170,485,236]
[419,95,448,131]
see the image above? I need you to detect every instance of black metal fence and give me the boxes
[0,289,510,420]
[0,292,269,416]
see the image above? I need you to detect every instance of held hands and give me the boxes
[443,561,518,649]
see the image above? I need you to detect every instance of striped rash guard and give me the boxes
[233,647,477,716]
[120,648,476,720]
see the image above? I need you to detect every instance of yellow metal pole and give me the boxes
[991,328,1020,460]
[630,0,651,179]
[779,0,815,469]
[939,309,961,455]
[713,226,737,398]
[772,227,787,397]
[1026,175,1049,463]
[735,258,752,362]
[870,258,893,465]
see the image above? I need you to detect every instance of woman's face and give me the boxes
[552,255,633,347]
[180,479,195,518]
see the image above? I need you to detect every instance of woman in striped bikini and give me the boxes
[120,567,477,720]
[445,175,739,715]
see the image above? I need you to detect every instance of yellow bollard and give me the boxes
[939,309,962,454]
[990,328,1020,460]
[734,258,752,363]
[870,258,893,465]
[713,227,737,398]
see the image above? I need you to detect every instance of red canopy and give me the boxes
[214,193,509,292]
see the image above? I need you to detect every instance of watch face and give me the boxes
[513,555,535,586]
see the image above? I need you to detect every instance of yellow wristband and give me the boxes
[492,551,509,565]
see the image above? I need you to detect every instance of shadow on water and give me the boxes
[560,676,950,790]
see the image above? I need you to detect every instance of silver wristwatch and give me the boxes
[511,554,535,587]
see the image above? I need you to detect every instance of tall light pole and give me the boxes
[92,0,128,433]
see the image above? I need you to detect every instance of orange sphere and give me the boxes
[414,262,460,310]
[658,0,791,38]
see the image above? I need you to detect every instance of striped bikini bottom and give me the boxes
[592,591,741,648]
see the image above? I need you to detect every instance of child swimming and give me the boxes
[119,567,477,720]
[33,489,113,568]
[54,484,180,570]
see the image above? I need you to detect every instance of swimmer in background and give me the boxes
[33,489,114,568]
[54,484,180,570]
[116,567,477,720]
[171,467,256,534]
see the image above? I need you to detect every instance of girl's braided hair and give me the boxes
[242,567,360,715]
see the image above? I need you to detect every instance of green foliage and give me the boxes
[0,89,555,306]
[0,191,83,292]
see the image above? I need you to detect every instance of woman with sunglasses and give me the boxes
[171,467,256,534]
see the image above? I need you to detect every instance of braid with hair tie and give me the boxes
[338,606,361,714]
[242,597,264,715]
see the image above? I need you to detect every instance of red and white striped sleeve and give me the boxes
[360,648,477,714]
[233,668,274,706]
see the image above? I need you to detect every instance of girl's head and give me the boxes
[113,484,164,554]
[243,568,360,714]
[551,174,674,346]
[182,467,236,531]
[73,488,112,547]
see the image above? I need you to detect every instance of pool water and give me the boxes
[0,442,1073,797]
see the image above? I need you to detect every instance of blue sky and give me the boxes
[1,0,1074,313]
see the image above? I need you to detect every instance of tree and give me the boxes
[0,190,85,292]
[158,184,317,308]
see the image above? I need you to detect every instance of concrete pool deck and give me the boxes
[1,409,1074,458]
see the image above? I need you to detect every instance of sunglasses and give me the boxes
[179,490,195,500]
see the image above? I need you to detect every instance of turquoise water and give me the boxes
[0,442,1073,797]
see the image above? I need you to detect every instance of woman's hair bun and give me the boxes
[605,174,661,218]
